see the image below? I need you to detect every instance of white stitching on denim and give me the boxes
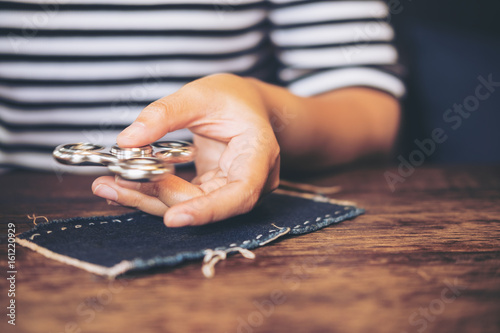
[22,214,172,239]
[19,189,361,279]
[259,227,291,246]
[23,204,354,243]
[203,222,294,278]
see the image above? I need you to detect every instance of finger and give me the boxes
[191,170,217,186]
[164,180,260,227]
[92,176,168,216]
[107,199,122,206]
[191,176,202,186]
[263,154,281,194]
[117,84,207,148]
[198,176,228,194]
[164,146,276,227]
[192,169,225,186]
[114,174,205,207]
[195,168,221,184]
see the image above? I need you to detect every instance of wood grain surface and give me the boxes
[0,165,499,333]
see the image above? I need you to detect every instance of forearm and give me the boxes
[249,78,401,171]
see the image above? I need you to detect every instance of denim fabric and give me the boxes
[17,193,364,277]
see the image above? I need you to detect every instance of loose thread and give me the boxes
[271,223,286,230]
[259,227,291,246]
[234,247,256,260]
[27,214,49,225]
[201,247,256,279]
[202,250,226,279]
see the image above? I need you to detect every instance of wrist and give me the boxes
[243,76,309,144]
[244,77,401,170]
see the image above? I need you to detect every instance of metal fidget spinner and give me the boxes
[53,141,196,181]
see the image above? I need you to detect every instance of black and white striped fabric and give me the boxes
[0,0,404,173]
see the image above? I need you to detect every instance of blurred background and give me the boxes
[390,0,500,163]
[1,0,499,172]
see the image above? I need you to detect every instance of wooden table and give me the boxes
[1,165,499,333]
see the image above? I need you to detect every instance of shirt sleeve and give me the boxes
[269,0,405,98]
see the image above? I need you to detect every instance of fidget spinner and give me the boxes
[53,141,196,181]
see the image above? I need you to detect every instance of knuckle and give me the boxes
[186,73,240,95]
[145,100,167,114]
[181,79,206,96]
[127,198,141,210]
[272,144,280,161]
[243,76,260,85]
[149,182,161,198]
[273,136,280,153]
[204,209,217,225]
[206,72,238,82]
[270,177,280,192]
[141,101,169,123]
[121,192,144,210]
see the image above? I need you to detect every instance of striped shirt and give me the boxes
[0,0,405,174]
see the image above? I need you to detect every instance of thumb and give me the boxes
[117,88,203,147]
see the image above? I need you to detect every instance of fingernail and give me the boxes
[107,199,121,206]
[121,122,146,139]
[93,184,118,201]
[165,213,193,227]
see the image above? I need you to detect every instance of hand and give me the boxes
[92,73,280,227]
